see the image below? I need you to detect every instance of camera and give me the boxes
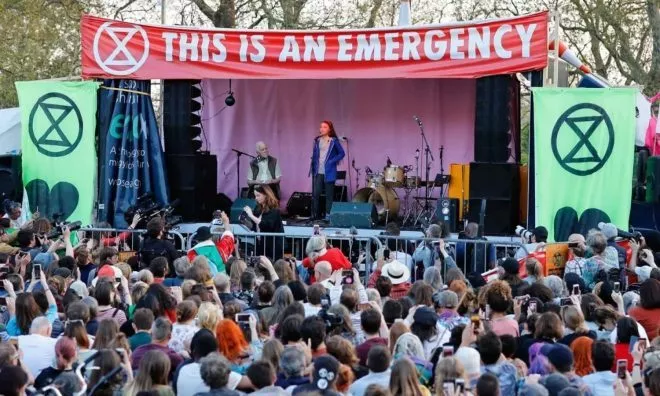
[47,213,82,239]
[515,225,533,241]
[126,194,182,230]
[318,309,343,332]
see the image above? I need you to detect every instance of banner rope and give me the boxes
[100,86,151,96]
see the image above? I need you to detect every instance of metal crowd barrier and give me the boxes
[75,227,187,253]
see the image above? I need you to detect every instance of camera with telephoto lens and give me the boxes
[515,225,533,241]
[318,308,343,332]
[47,213,82,239]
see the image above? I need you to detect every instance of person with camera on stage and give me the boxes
[247,141,281,200]
[187,211,235,276]
[310,120,345,221]
[514,225,548,260]
[140,217,181,272]
[242,185,284,260]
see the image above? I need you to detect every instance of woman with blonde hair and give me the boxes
[326,335,364,378]
[123,350,174,396]
[390,357,431,396]
[524,258,544,285]
[273,259,295,283]
[197,302,220,332]
[434,357,467,396]
[230,260,247,292]
[559,304,596,346]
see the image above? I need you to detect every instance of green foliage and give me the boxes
[0,0,87,108]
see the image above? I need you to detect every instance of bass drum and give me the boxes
[353,186,400,219]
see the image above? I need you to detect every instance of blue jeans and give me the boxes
[312,174,334,218]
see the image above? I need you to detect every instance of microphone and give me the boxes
[351,159,355,168]
[415,149,420,159]
[386,156,392,167]
[339,136,348,141]
[413,115,422,126]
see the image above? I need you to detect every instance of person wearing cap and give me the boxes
[187,211,235,276]
[543,343,591,395]
[515,226,549,260]
[410,306,447,360]
[367,256,411,300]
[291,354,342,396]
[434,290,468,331]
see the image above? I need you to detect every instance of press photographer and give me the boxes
[514,225,548,260]
[139,217,181,271]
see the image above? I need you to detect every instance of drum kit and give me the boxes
[352,159,445,226]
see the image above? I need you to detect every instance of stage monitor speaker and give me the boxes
[329,202,377,228]
[435,198,459,232]
[287,192,313,218]
[231,198,257,223]
[467,198,517,235]
[474,75,514,163]
[645,156,660,203]
[0,154,22,202]
[469,162,519,200]
[163,80,202,156]
[166,153,217,221]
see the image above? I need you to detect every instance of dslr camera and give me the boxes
[48,213,82,239]
[515,225,533,242]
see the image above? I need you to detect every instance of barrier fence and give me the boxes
[75,225,529,283]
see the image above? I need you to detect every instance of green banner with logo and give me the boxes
[15,81,99,224]
[533,88,636,242]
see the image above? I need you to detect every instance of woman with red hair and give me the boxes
[215,319,251,374]
[570,336,594,376]
[310,120,345,220]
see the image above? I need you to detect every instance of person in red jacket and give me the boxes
[302,235,352,284]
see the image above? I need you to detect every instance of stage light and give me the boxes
[225,79,235,106]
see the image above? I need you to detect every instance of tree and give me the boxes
[0,0,87,107]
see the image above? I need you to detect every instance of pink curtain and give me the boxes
[200,78,476,206]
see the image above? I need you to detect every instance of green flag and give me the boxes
[15,81,99,224]
[533,88,636,242]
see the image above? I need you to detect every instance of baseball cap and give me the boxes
[68,280,89,298]
[413,306,438,326]
[540,373,570,396]
[543,344,574,370]
[196,226,212,241]
[598,222,618,240]
[92,265,122,286]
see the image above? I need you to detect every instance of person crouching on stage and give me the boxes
[242,185,285,259]
[302,235,352,284]
[310,120,345,220]
[187,211,235,276]
[247,141,281,199]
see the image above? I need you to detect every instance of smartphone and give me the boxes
[313,224,320,236]
[320,296,330,309]
[614,282,621,293]
[455,379,465,393]
[514,295,529,303]
[572,284,580,295]
[33,264,41,280]
[383,249,391,260]
[560,297,574,306]
[442,381,455,396]
[640,338,647,350]
[442,346,454,357]
[470,314,480,334]
[235,313,251,323]
[529,301,537,314]
[617,359,627,379]
[485,304,491,320]
[342,270,354,285]
[248,256,261,267]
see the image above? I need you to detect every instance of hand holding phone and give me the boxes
[617,359,628,379]
[341,270,354,285]
[33,264,41,280]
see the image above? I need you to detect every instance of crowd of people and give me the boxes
[0,208,660,396]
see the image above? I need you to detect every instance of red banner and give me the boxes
[81,12,548,80]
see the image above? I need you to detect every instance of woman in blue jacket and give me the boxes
[310,120,345,220]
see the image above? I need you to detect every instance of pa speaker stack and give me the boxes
[467,162,520,235]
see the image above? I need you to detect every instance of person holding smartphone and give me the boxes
[5,266,58,336]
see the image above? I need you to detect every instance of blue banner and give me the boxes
[97,80,168,227]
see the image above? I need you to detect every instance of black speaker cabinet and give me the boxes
[435,198,459,232]
[467,198,517,235]
[329,202,377,228]
[166,153,217,221]
[287,192,313,218]
[469,162,519,200]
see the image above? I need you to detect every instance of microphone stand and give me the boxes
[231,148,255,199]
[416,117,434,214]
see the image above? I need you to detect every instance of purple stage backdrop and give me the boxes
[200,78,476,207]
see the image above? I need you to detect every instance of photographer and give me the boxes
[629,239,658,282]
[514,225,548,260]
[412,224,455,272]
[140,217,181,271]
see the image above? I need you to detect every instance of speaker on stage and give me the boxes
[287,192,313,218]
[167,153,217,221]
[435,198,459,232]
[467,162,519,235]
[467,199,516,235]
[329,202,377,228]
[0,154,22,202]
[231,198,257,223]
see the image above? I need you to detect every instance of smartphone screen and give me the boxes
[572,284,580,295]
[617,359,627,379]
[529,301,537,314]
[471,314,480,334]
[455,379,465,393]
[485,304,491,319]
[442,381,455,396]
[614,282,621,293]
[560,298,574,306]
[640,338,647,350]
[313,225,320,235]
[342,270,354,285]
[33,264,41,280]
[442,346,454,357]
[235,314,251,323]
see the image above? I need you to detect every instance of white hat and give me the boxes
[381,260,410,285]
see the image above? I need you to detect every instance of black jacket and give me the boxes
[140,236,180,270]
